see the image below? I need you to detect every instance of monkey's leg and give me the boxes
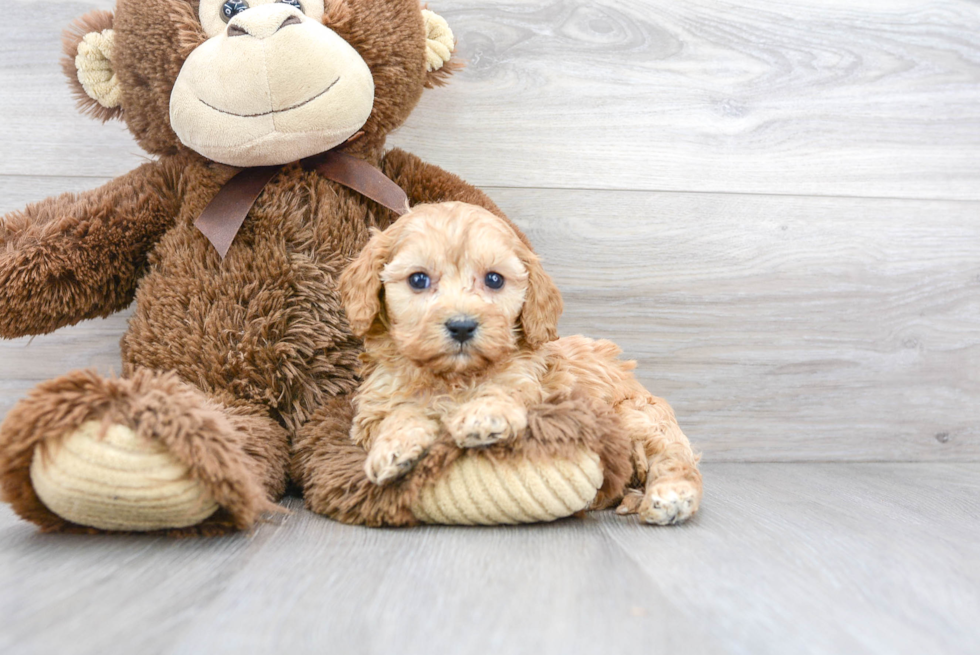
[291,394,426,527]
[0,368,289,535]
[614,397,703,525]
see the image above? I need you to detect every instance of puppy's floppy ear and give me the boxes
[518,247,563,348]
[340,229,391,338]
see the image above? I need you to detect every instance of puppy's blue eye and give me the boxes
[485,272,505,290]
[408,272,431,290]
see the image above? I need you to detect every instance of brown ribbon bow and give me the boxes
[195,149,411,259]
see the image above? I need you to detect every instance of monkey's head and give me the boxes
[63,0,458,166]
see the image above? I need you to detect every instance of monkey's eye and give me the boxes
[221,0,249,23]
[408,272,431,291]
[278,0,304,10]
[485,272,505,290]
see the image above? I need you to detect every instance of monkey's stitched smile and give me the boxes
[198,76,341,118]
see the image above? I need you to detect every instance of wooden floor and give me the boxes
[1,463,978,655]
[1,1,979,653]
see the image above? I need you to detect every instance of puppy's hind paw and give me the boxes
[616,480,701,526]
[615,489,645,516]
[365,441,427,486]
[643,479,701,525]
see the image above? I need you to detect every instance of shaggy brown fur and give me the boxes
[0,368,284,535]
[333,203,702,525]
[0,0,516,534]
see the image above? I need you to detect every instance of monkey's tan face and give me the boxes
[170,0,374,167]
[380,207,531,375]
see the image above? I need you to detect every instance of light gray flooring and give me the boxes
[1,1,979,653]
[1,463,978,655]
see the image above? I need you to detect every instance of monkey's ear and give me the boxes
[422,8,463,88]
[339,229,392,339]
[61,10,123,122]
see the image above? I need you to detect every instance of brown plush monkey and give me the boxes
[0,0,641,533]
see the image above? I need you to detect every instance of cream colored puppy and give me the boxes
[339,202,702,525]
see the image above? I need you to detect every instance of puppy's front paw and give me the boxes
[448,399,527,448]
[616,479,701,525]
[363,420,437,485]
[365,440,427,485]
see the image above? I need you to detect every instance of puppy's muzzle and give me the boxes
[445,317,478,344]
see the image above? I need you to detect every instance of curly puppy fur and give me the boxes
[337,202,703,525]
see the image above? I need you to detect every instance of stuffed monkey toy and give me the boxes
[0,0,648,533]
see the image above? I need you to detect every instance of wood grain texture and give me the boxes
[3,1,980,199]
[3,177,977,461]
[496,188,980,462]
[401,0,980,199]
[600,462,980,655]
[0,462,977,655]
[0,0,137,179]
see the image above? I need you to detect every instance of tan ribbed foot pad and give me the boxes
[30,421,218,531]
[410,448,603,525]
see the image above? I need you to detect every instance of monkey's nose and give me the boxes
[228,5,302,39]
[445,318,479,344]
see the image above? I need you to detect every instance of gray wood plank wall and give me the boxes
[1,0,978,462]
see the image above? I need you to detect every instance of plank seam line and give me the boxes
[2,176,980,204]
[701,459,980,465]
[481,185,980,204]
[0,173,115,181]
[596,517,698,621]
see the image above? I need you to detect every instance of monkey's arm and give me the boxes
[0,160,180,339]
[380,149,536,242]
[381,148,503,213]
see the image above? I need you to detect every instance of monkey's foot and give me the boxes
[0,369,279,534]
[31,421,218,531]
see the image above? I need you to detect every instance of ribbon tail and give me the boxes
[311,151,411,217]
[195,165,282,259]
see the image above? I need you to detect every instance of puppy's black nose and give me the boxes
[445,318,479,343]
